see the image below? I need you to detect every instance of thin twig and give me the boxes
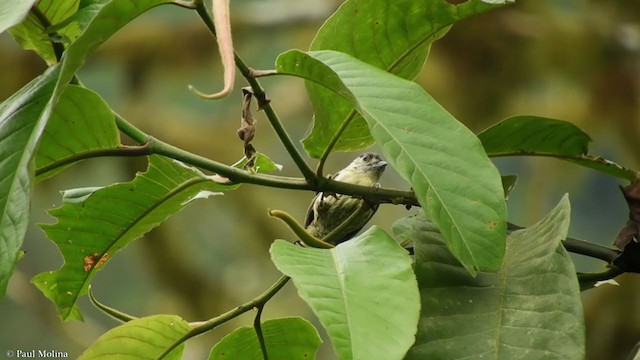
[254,306,269,360]
[316,111,358,178]
[88,286,138,323]
[507,222,620,263]
[115,112,150,144]
[577,266,624,284]
[157,275,290,360]
[35,145,152,177]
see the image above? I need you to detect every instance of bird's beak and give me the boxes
[375,161,388,169]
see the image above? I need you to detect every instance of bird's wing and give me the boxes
[304,193,319,228]
[339,202,379,242]
[305,172,338,228]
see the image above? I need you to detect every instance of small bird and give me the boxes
[305,153,387,245]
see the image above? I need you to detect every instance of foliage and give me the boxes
[0,0,637,359]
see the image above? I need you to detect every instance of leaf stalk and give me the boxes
[157,275,290,359]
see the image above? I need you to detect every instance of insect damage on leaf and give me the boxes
[84,253,109,272]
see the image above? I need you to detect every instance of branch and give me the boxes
[35,145,152,177]
[193,2,317,184]
[157,275,290,359]
[564,237,620,263]
[40,113,416,206]
[254,306,269,360]
[115,112,150,144]
[577,266,624,284]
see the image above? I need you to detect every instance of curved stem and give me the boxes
[577,266,624,284]
[158,275,290,359]
[88,286,137,323]
[115,112,150,144]
[194,2,316,184]
[268,209,333,248]
[564,237,620,263]
[36,145,152,177]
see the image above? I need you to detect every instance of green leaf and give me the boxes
[277,49,507,274]
[501,174,518,200]
[36,85,119,181]
[32,155,237,321]
[398,195,585,359]
[479,115,637,180]
[270,227,419,360]
[9,0,80,64]
[1,0,179,299]
[0,0,37,34]
[480,116,592,156]
[0,65,61,298]
[232,152,283,174]
[303,0,506,158]
[78,315,190,360]
[209,317,322,360]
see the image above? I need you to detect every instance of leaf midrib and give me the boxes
[63,176,211,318]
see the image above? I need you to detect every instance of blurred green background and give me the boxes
[1,0,639,358]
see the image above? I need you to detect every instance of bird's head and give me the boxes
[339,153,387,183]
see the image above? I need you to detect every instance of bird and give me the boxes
[304,153,387,245]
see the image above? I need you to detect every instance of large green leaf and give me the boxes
[479,116,592,156]
[0,65,61,298]
[270,227,419,360]
[33,155,237,321]
[303,0,506,158]
[9,0,80,64]
[277,50,507,274]
[208,317,322,360]
[36,85,119,181]
[479,116,637,180]
[0,0,37,34]
[397,195,585,359]
[78,315,190,360]
[0,0,177,299]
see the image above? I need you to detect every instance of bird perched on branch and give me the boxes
[305,153,387,245]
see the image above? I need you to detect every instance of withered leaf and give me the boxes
[614,179,640,250]
[613,179,640,273]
